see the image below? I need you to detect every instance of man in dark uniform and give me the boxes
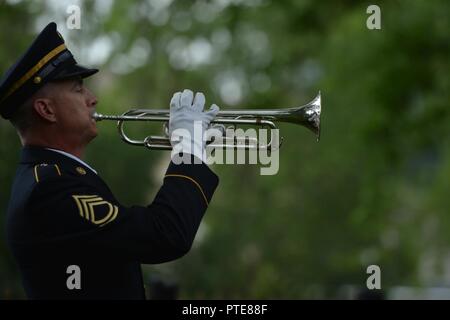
[0,22,220,299]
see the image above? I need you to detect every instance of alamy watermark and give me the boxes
[66,4,381,31]
[66,264,81,290]
[66,5,81,30]
[170,122,280,176]
[366,264,381,290]
[366,5,381,30]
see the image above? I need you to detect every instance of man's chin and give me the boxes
[86,128,98,143]
[90,121,98,135]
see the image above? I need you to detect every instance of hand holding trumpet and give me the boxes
[169,89,220,162]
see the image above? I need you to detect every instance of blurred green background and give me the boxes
[1,0,449,299]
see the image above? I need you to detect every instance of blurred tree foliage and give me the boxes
[0,0,449,299]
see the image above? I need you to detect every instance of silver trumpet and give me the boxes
[93,92,321,151]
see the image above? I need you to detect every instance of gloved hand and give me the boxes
[169,89,220,162]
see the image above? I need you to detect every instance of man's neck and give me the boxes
[19,125,92,159]
[22,137,85,159]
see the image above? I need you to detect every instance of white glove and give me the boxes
[169,89,219,162]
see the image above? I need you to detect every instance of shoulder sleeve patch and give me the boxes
[72,195,119,227]
[33,163,62,183]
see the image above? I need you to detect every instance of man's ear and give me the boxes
[32,98,57,122]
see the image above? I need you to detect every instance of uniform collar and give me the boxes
[45,148,97,174]
[19,145,97,175]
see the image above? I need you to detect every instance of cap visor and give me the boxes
[52,64,98,80]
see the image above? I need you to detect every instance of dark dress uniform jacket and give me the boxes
[6,146,218,299]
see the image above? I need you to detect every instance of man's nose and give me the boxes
[90,96,98,107]
[86,88,98,107]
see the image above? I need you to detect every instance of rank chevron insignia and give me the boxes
[72,195,119,227]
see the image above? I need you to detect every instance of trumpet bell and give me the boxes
[284,92,321,141]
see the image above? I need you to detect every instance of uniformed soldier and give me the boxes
[0,22,220,299]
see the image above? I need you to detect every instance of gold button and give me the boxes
[33,76,42,84]
[76,167,86,175]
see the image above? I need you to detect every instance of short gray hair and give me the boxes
[9,97,36,133]
[9,84,52,133]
